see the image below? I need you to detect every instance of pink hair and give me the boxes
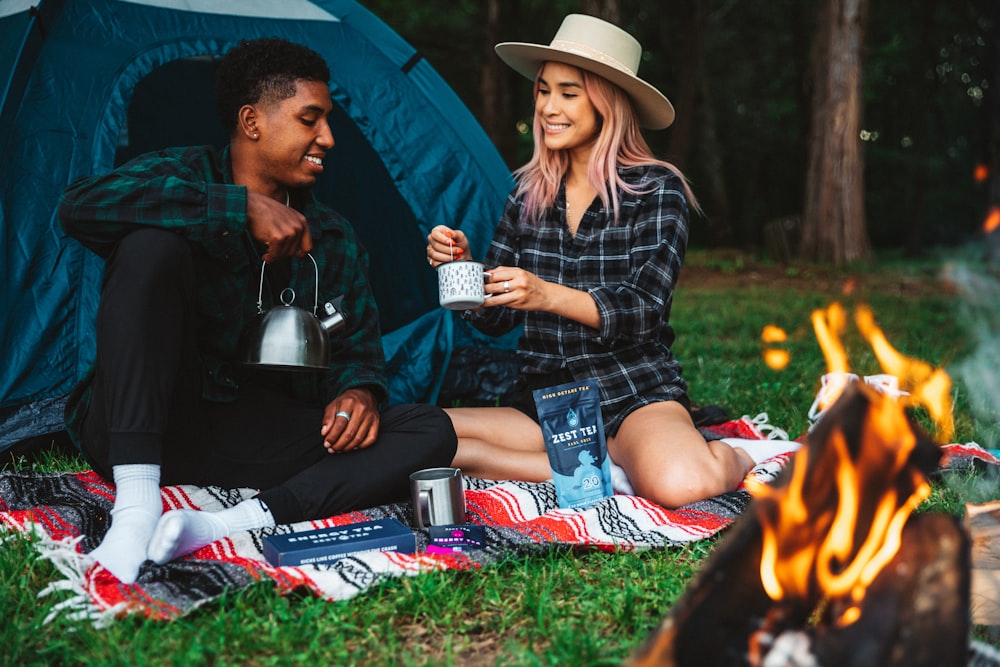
[513,66,697,225]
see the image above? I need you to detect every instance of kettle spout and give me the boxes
[319,295,347,333]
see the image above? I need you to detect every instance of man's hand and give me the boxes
[321,388,380,453]
[246,190,313,262]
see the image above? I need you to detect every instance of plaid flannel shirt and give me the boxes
[58,145,387,444]
[466,164,690,426]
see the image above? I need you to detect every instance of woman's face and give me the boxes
[535,62,600,155]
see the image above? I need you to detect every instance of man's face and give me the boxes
[253,79,335,190]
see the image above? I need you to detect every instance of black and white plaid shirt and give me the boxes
[466,164,691,432]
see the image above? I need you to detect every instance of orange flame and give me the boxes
[763,349,791,371]
[756,387,931,624]
[985,206,1000,234]
[974,163,989,183]
[755,302,948,625]
[809,303,850,412]
[854,305,954,443]
[761,325,790,370]
[761,324,788,343]
[811,303,849,374]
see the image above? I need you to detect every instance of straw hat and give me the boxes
[494,14,675,130]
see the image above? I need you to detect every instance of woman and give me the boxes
[427,15,793,509]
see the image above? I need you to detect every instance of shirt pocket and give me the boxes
[579,225,633,286]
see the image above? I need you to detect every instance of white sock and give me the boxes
[608,459,635,495]
[721,437,801,465]
[147,498,275,564]
[89,464,162,584]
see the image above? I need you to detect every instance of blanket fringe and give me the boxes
[743,412,791,441]
[18,527,118,628]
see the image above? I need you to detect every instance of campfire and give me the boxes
[627,303,982,667]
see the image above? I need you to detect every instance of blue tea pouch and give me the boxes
[532,379,613,509]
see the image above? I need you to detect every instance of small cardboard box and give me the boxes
[262,518,415,567]
[427,524,486,554]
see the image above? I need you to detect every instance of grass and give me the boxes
[3,250,999,665]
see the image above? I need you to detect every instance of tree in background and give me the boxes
[478,0,510,158]
[660,1,733,245]
[799,0,872,263]
[580,0,620,24]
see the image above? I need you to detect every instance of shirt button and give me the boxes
[567,323,577,331]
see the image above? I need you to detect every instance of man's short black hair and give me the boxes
[215,38,331,133]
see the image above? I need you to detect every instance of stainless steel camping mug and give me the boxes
[409,467,466,529]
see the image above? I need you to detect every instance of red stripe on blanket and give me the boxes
[466,486,534,525]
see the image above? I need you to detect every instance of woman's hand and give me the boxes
[426,225,471,267]
[485,266,601,329]
[481,266,549,310]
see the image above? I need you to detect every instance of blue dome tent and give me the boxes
[0,0,515,450]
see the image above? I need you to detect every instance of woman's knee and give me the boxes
[620,436,745,508]
[629,458,716,509]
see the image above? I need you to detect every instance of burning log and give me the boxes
[626,382,971,667]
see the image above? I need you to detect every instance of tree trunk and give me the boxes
[479,0,512,163]
[663,1,731,243]
[666,0,705,171]
[697,73,733,245]
[799,0,872,263]
[580,0,620,24]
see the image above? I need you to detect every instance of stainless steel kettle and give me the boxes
[239,253,347,371]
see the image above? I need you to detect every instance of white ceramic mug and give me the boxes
[437,260,487,310]
[409,467,466,529]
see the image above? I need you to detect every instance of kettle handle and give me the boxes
[255,253,320,315]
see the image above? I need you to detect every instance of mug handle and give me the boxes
[418,488,431,528]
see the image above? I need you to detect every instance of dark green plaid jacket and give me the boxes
[58,145,387,445]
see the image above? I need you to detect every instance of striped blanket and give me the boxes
[1,416,993,627]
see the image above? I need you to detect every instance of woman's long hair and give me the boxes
[512,67,697,225]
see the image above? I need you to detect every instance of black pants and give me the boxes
[80,229,457,524]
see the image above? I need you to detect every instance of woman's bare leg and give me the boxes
[446,407,552,481]
[608,401,753,509]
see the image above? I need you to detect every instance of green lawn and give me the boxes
[3,250,998,666]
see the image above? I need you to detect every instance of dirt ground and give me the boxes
[677,249,956,298]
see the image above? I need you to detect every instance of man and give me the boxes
[58,38,456,584]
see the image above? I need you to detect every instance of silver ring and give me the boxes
[335,411,351,421]
[503,280,510,293]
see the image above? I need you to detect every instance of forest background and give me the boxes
[361,0,998,264]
